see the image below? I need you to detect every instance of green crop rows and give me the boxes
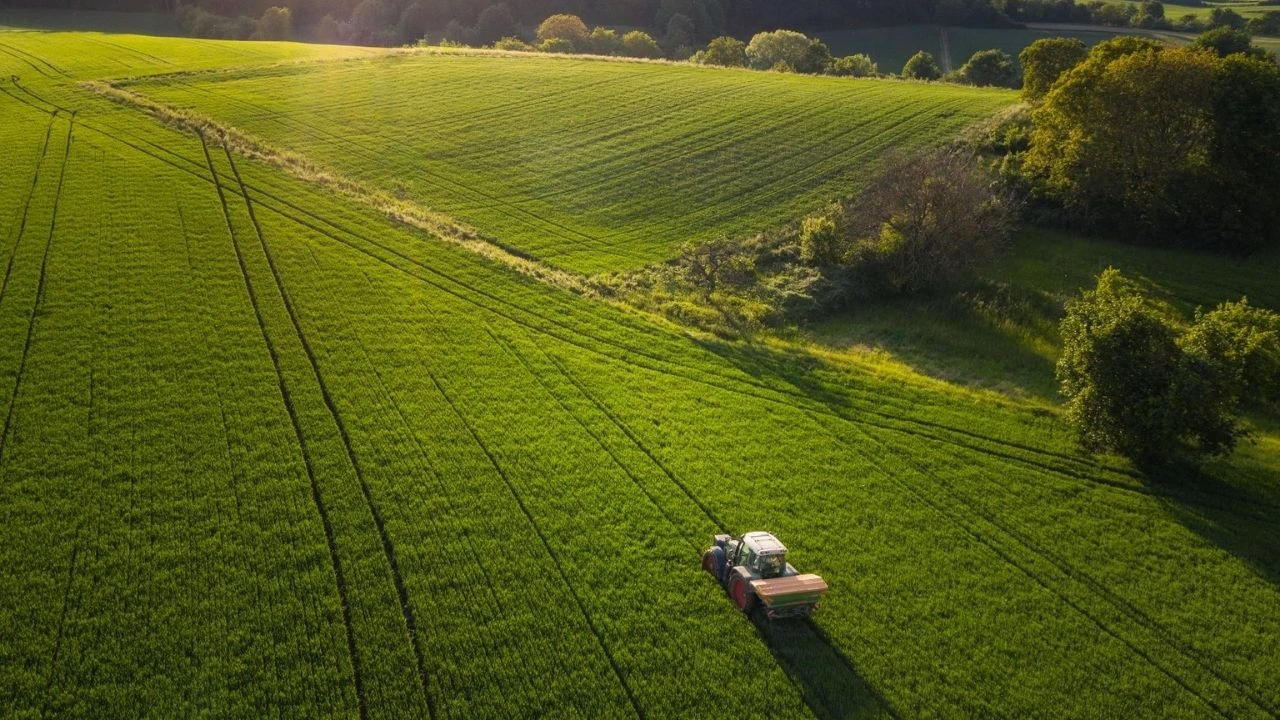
[126,52,1014,273]
[0,27,1277,719]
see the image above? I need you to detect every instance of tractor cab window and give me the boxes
[754,553,786,578]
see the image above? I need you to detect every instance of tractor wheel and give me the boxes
[701,547,724,578]
[729,574,756,613]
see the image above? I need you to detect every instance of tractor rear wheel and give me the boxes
[729,574,756,613]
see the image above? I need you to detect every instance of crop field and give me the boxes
[0,28,1278,720]
[124,52,1014,274]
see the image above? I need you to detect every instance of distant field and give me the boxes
[128,53,1014,273]
[1,27,1278,720]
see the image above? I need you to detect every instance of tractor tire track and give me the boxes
[220,147,434,719]
[0,47,52,78]
[0,115,72,468]
[38,538,79,713]
[413,337,646,720]
[0,108,56,307]
[197,132,369,720]
[827,417,1235,719]
[0,42,70,77]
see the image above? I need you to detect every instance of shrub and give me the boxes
[494,36,534,51]
[697,36,747,67]
[537,14,589,48]
[539,37,577,53]
[589,27,622,55]
[828,53,877,77]
[799,205,847,265]
[745,29,812,70]
[795,39,834,74]
[1019,37,1087,100]
[1057,269,1246,464]
[902,51,942,80]
[1209,7,1247,29]
[954,48,1020,87]
[1181,299,1280,408]
[621,30,663,58]
[1193,27,1267,59]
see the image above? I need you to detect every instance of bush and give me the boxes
[1057,269,1247,464]
[1209,7,1247,29]
[799,205,847,265]
[902,50,942,80]
[828,53,877,77]
[697,36,747,67]
[539,36,577,53]
[621,30,663,58]
[745,29,812,70]
[537,13,589,48]
[953,48,1020,87]
[1193,27,1267,59]
[1019,37,1087,100]
[494,36,534,51]
[589,27,622,55]
[1181,299,1280,408]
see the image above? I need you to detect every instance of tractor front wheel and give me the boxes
[701,547,724,578]
[729,574,756,613]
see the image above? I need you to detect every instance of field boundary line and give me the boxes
[0,114,72,468]
[221,147,435,718]
[0,107,56,307]
[198,131,369,720]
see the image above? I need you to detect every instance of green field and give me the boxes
[0,26,1278,719]
[123,52,1013,273]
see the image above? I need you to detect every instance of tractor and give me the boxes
[701,531,828,619]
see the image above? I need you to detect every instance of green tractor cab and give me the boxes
[701,531,828,620]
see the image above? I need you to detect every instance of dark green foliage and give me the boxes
[796,38,834,74]
[902,50,941,79]
[473,2,516,45]
[953,48,1019,87]
[1209,6,1247,29]
[695,35,746,66]
[1057,269,1245,464]
[663,12,694,52]
[1193,27,1267,59]
[1247,11,1280,36]
[827,53,876,77]
[1018,36,1087,100]
[1181,299,1280,409]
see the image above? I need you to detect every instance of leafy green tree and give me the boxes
[621,30,664,58]
[664,13,696,53]
[828,53,877,77]
[1209,7,1247,29]
[795,38,833,74]
[1206,54,1280,252]
[589,27,622,55]
[1193,27,1268,59]
[253,6,291,40]
[1247,11,1280,36]
[1057,269,1244,464]
[474,3,517,46]
[902,50,941,80]
[1019,36,1087,100]
[1181,299,1280,408]
[697,36,747,66]
[537,13,589,48]
[954,48,1019,87]
[799,205,847,265]
[745,29,812,70]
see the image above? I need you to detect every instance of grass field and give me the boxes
[0,25,1278,720]
[122,52,1014,273]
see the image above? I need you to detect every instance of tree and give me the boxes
[1208,7,1247,29]
[697,35,746,66]
[589,27,622,55]
[252,6,291,40]
[1247,11,1280,37]
[799,205,847,265]
[474,3,517,46]
[1193,27,1267,60]
[1181,299,1280,408]
[536,13,589,48]
[828,53,876,77]
[1057,269,1244,464]
[1019,36,1087,100]
[396,3,433,44]
[744,29,812,70]
[1205,54,1280,252]
[954,48,1019,87]
[664,13,695,53]
[902,50,941,79]
[349,0,397,44]
[795,38,833,74]
[621,30,663,58]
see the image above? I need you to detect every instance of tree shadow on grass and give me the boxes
[747,610,898,720]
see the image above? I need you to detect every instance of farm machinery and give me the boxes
[701,531,828,619]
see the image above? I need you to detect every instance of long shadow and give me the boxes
[747,610,899,720]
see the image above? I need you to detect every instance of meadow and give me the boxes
[124,52,1013,274]
[0,26,1277,719]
